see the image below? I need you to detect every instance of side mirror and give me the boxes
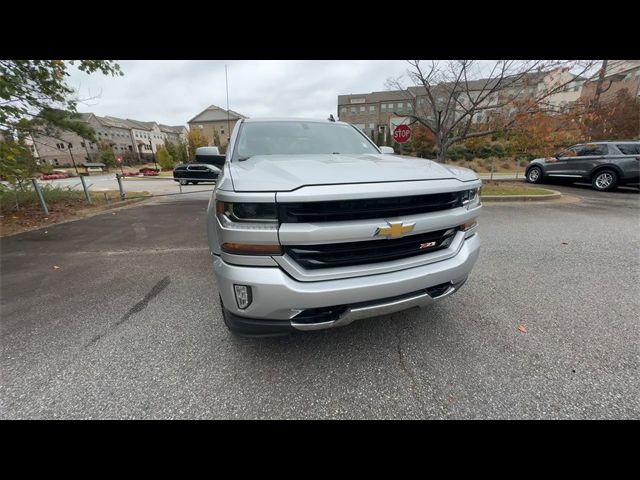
[379,146,395,154]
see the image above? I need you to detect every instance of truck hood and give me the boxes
[228,153,477,192]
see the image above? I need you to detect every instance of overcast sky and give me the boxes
[67,60,416,126]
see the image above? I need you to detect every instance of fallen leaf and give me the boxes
[517,324,527,333]
[52,265,60,270]
[561,241,568,245]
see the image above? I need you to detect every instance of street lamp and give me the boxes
[67,143,79,175]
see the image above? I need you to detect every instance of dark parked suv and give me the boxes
[525,141,640,191]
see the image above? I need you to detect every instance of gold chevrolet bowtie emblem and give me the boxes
[374,221,415,239]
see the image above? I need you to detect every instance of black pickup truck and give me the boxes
[173,147,225,185]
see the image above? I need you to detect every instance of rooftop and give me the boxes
[188,104,248,123]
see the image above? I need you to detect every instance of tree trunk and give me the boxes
[436,138,448,163]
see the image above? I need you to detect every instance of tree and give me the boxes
[581,90,640,141]
[1,60,122,180]
[175,141,189,164]
[410,124,436,157]
[507,108,582,160]
[156,147,175,170]
[163,139,178,160]
[0,134,37,185]
[0,60,122,139]
[99,144,116,169]
[387,60,597,162]
[187,129,208,162]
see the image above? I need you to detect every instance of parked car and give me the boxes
[173,146,224,185]
[525,141,640,191]
[207,118,482,336]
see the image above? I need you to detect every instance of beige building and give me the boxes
[31,113,188,166]
[580,60,640,104]
[187,105,248,146]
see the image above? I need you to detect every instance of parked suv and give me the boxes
[206,118,482,336]
[525,141,640,191]
[173,147,223,185]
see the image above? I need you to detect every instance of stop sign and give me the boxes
[393,124,411,143]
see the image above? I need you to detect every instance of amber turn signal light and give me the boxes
[222,243,283,255]
[459,220,478,231]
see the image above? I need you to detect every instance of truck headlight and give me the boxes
[216,201,277,223]
[462,188,481,209]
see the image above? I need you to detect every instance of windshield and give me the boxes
[235,121,379,159]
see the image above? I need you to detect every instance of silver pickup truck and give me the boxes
[206,118,482,336]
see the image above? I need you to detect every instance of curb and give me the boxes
[481,190,561,202]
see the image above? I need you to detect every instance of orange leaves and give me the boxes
[517,324,528,334]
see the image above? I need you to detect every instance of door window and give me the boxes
[559,145,583,157]
[579,144,608,156]
[616,144,640,155]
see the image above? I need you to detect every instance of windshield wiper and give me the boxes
[237,155,253,161]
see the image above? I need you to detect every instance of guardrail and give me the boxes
[115,173,217,199]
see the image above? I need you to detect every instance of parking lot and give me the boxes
[1,184,638,419]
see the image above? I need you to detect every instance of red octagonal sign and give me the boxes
[393,124,411,143]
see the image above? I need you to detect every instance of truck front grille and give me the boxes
[284,228,457,269]
[278,192,463,223]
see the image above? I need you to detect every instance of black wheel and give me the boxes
[526,166,543,184]
[592,169,618,192]
[178,178,188,186]
[192,181,199,185]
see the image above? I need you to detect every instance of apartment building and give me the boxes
[338,68,589,137]
[337,90,414,141]
[187,105,248,146]
[31,114,189,166]
[580,60,640,104]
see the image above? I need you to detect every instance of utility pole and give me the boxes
[587,60,609,140]
[67,143,79,175]
[149,139,157,170]
[225,64,231,145]
[593,60,609,109]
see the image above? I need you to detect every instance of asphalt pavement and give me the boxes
[1,184,638,419]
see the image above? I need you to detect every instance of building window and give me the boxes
[68,143,73,149]
[369,123,375,130]
[198,125,203,129]
[350,106,356,114]
[80,142,85,147]
[340,107,346,114]
[359,106,365,113]
[221,129,225,135]
[53,159,59,165]
[381,104,387,112]
[369,105,375,113]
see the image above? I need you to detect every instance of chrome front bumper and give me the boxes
[213,233,480,332]
[291,280,462,331]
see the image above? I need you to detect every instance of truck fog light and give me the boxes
[234,284,252,309]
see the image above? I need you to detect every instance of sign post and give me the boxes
[116,155,124,176]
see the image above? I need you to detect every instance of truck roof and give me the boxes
[242,117,348,125]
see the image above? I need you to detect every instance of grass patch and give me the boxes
[481,182,552,196]
[1,185,149,236]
